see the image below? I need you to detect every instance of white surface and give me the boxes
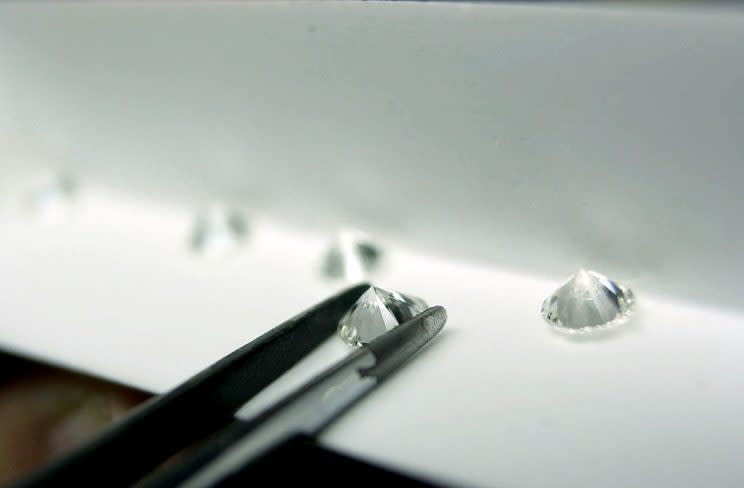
[2,2,744,487]
[1,188,743,488]
[1,2,743,309]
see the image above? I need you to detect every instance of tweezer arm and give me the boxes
[179,349,377,488]
[15,284,370,488]
[176,306,447,488]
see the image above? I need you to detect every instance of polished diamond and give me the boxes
[190,205,248,257]
[338,286,428,346]
[541,269,634,333]
[322,230,382,281]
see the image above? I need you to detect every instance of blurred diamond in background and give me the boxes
[322,230,383,282]
[189,205,249,258]
[26,173,77,224]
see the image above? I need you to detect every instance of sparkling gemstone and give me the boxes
[27,173,77,223]
[189,206,248,257]
[541,269,635,333]
[322,230,382,281]
[338,286,428,346]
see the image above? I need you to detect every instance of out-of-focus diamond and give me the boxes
[189,206,248,257]
[541,269,635,333]
[322,230,382,281]
[338,286,428,346]
[27,173,77,223]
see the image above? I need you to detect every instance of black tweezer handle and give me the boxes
[14,284,369,488]
[140,305,447,487]
[139,419,256,487]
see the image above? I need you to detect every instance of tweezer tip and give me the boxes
[418,305,447,340]
[362,305,446,380]
[391,305,447,347]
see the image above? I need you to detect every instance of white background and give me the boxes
[1,3,744,487]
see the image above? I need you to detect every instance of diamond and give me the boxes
[338,286,428,346]
[27,172,77,223]
[189,205,248,257]
[322,230,382,281]
[541,269,635,333]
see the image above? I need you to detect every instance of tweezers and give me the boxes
[16,283,446,487]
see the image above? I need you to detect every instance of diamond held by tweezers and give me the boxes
[338,286,428,347]
[541,269,635,333]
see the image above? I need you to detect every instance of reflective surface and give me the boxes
[541,269,635,333]
[338,287,427,346]
[0,353,149,485]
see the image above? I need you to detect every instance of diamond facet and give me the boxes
[189,206,248,257]
[338,286,428,346]
[322,230,382,281]
[541,269,635,333]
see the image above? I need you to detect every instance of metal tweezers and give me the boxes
[16,284,446,487]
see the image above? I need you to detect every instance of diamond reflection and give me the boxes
[541,269,635,333]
